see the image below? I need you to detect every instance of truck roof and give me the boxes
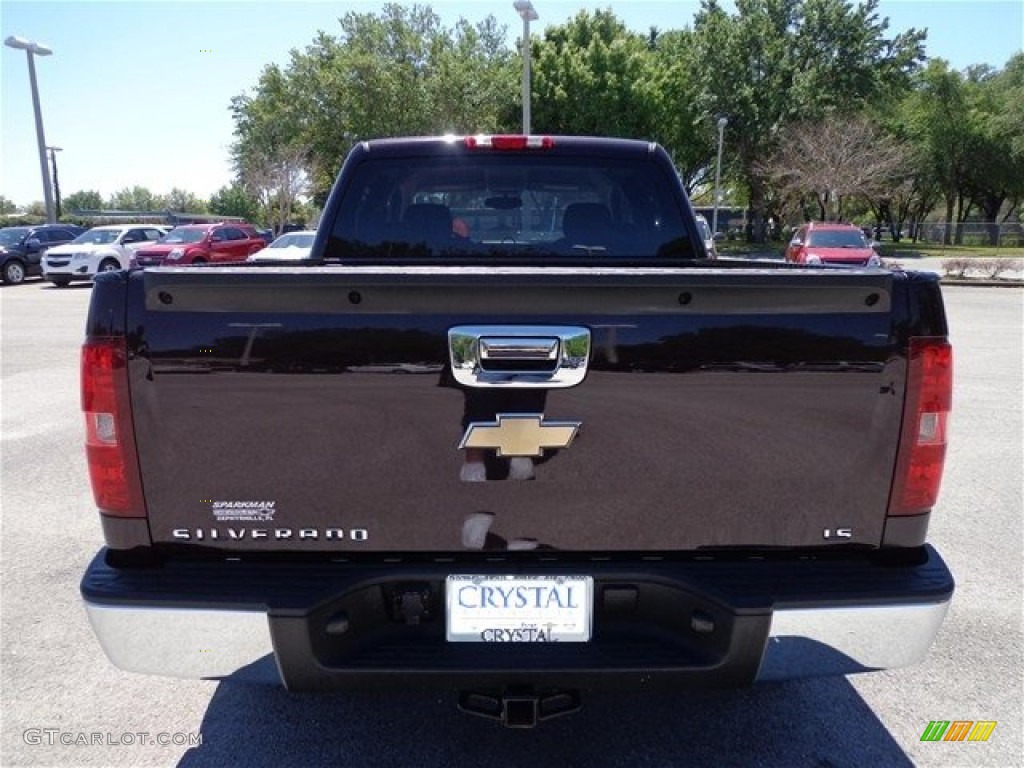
[357,134,659,159]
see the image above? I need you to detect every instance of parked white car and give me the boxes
[247,230,316,262]
[41,224,168,286]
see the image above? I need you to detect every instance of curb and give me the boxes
[937,278,1024,288]
[723,253,1024,287]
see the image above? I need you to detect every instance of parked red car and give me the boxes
[785,222,881,267]
[134,223,265,267]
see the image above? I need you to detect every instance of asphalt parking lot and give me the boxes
[1,276,1021,767]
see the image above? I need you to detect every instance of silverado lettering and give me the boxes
[79,135,954,728]
[171,528,367,541]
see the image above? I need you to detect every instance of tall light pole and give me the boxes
[47,146,63,220]
[712,116,728,242]
[513,0,538,134]
[5,36,56,224]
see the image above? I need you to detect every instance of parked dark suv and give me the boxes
[0,224,86,284]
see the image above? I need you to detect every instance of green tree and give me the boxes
[428,16,517,135]
[994,53,1024,227]
[209,183,259,222]
[531,10,658,138]
[529,13,713,193]
[866,94,942,241]
[62,190,104,212]
[25,201,47,217]
[230,4,517,206]
[996,53,1024,161]
[902,60,975,243]
[0,195,18,214]
[108,186,166,212]
[646,28,719,194]
[896,57,1024,244]
[165,188,208,214]
[960,59,1024,241]
[689,0,926,241]
[230,61,309,229]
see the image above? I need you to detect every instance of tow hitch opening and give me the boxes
[458,687,582,728]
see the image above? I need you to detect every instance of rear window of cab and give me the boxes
[325,154,695,263]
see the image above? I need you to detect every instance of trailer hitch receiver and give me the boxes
[458,687,581,728]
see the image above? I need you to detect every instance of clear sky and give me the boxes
[2,0,1022,208]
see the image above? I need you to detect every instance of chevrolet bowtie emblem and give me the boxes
[458,414,581,457]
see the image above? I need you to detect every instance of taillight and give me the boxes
[465,135,554,150]
[888,337,953,516]
[81,338,146,517]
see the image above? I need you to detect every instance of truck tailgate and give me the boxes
[128,266,904,553]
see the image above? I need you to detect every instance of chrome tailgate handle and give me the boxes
[449,325,590,389]
[479,337,559,363]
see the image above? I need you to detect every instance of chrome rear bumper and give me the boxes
[756,599,951,681]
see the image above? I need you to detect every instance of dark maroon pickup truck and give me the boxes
[80,135,953,727]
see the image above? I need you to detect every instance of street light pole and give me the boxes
[513,1,538,134]
[47,146,63,220]
[712,116,728,242]
[5,36,55,223]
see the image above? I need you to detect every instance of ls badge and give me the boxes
[459,414,581,457]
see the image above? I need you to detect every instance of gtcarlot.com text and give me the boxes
[23,729,202,747]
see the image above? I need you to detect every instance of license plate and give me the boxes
[446,574,593,642]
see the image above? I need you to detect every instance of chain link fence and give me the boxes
[910,221,1024,249]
